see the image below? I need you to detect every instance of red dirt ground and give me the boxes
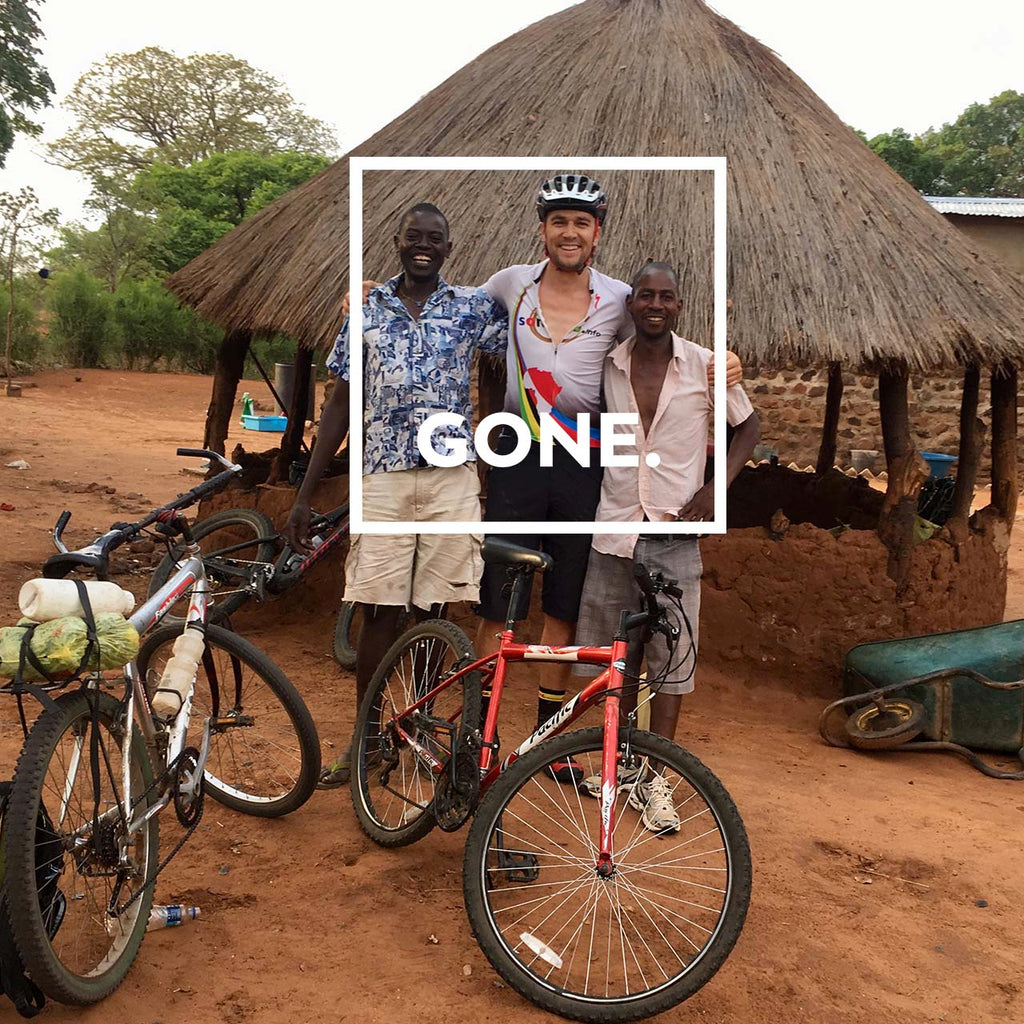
[2,369,1023,1024]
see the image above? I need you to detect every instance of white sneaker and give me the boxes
[627,775,681,833]
[580,763,646,799]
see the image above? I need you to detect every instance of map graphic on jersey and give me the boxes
[523,368,562,414]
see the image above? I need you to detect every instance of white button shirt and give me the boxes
[593,332,754,557]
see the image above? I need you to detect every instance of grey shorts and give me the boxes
[572,536,701,695]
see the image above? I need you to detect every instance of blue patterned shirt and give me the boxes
[328,274,508,474]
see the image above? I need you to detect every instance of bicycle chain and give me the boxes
[111,746,205,916]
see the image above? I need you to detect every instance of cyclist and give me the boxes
[473,175,744,783]
[573,261,760,832]
[285,202,507,788]
[346,177,744,782]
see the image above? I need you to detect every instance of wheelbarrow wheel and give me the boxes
[845,699,926,750]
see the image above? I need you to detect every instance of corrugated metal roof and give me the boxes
[925,196,1024,218]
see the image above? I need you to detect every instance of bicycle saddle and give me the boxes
[481,538,553,573]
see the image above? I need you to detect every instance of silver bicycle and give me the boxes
[2,449,319,1005]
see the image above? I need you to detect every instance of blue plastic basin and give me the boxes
[241,414,287,432]
[920,451,957,479]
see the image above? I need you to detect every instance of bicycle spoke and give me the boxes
[465,729,749,1014]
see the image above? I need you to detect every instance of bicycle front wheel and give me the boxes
[147,507,277,627]
[5,690,158,1005]
[463,727,751,1023]
[350,619,481,847]
[137,624,319,817]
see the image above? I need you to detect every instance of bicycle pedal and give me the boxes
[496,849,539,885]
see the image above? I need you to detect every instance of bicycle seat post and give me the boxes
[504,568,531,634]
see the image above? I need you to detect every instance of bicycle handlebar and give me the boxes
[47,450,243,572]
[626,563,683,652]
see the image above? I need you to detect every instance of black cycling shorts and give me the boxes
[476,429,603,624]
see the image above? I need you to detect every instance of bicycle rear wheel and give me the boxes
[333,602,410,670]
[5,690,158,1005]
[463,727,751,1023]
[137,624,319,817]
[350,619,481,847]
[147,508,277,627]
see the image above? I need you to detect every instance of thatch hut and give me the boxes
[167,0,1024,683]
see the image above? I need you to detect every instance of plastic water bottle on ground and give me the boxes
[147,904,201,931]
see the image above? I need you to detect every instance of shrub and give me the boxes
[47,269,119,367]
[0,283,43,369]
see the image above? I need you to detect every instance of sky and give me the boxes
[3,0,1023,224]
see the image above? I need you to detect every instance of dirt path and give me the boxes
[2,370,1022,1024]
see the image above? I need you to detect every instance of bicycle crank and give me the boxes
[434,741,480,833]
[172,746,205,827]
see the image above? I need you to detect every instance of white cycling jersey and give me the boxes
[481,261,633,446]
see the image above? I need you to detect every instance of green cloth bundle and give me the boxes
[0,614,140,681]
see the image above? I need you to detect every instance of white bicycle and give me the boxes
[2,448,319,1005]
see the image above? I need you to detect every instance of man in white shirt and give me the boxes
[474,177,746,785]
[573,261,760,831]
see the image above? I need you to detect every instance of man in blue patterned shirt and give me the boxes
[284,202,507,787]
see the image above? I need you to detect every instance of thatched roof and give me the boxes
[166,0,1024,370]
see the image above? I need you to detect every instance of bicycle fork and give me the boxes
[596,635,629,878]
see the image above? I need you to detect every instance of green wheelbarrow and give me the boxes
[820,619,1024,779]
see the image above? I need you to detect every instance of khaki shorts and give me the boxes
[344,464,483,609]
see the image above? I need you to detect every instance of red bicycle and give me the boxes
[349,538,750,1023]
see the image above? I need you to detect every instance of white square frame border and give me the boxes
[348,155,727,536]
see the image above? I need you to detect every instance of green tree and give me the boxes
[867,128,945,193]
[865,91,1024,197]
[47,268,118,367]
[921,90,1024,196]
[0,0,55,166]
[47,175,158,290]
[139,150,331,272]
[111,277,222,373]
[1,186,58,380]
[49,47,337,180]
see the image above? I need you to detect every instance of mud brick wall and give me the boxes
[700,515,1009,693]
[747,365,1022,474]
[201,475,1008,696]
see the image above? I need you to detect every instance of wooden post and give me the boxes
[877,363,929,588]
[202,330,251,456]
[946,363,983,543]
[476,352,507,491]
[990,361,1018,528]
[815,361,843,475]
[273,346,314,483]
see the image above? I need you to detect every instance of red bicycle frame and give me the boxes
[389,629,633,876]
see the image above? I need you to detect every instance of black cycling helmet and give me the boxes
[536,174,608,224]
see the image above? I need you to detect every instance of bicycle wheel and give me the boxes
[333,601,410,670]
[147,508,277,627]
[845,698,926,750]
[137,624,319,817]
[350,619,481,847]
[463,727,751,1023]
[5,690,158,1005]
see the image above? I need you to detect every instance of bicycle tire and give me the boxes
[332,602,410,671]
[5,690,159,1005]
[147,508,277,627]
[350,619,481,847]
[137,624,319,817]
[463,727,751,1023]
